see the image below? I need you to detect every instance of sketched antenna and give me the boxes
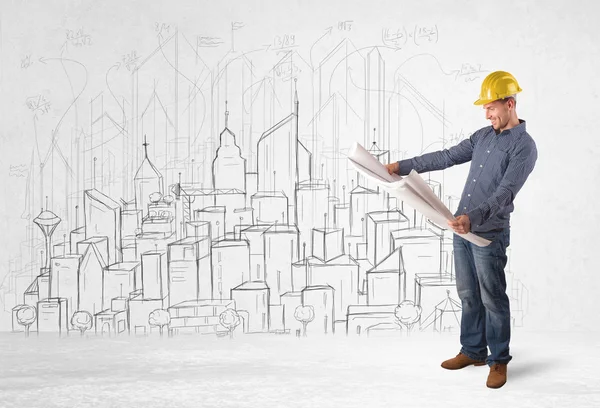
[369,134,382,153]
[371,129,378,151]
[75,205,79,229]
[93,157,97,189]
[33,207,61,269]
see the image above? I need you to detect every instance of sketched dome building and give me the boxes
[134,137,164,216]
[33,209,61,269]
[212,106,246,191]
[33,209,61,236]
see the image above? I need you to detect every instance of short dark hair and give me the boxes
[501,95,517,105]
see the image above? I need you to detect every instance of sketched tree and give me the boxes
[394,300,422,335]
[148,309,171,337]
[163,195,174,205]
[71,311,93,336]
[219,309,241,339]
[149,192,163,205]
[294,305,315,337]
[15,305,37,337]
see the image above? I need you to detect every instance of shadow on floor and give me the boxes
[508,359,561,381]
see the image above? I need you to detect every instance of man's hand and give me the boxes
[447,215,471,234]
[385,162,399,175]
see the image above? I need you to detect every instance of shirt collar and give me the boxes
[494,119,526,136]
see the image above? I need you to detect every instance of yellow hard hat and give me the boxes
[474,71,522,105]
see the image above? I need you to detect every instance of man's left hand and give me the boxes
[447,215,471,234]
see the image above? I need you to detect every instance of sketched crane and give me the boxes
[171,183,245,227]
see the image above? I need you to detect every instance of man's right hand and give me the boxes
[385,162,399,175]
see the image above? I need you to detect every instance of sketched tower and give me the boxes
[134,136,164,216]
[257,87,300,224]
[212,104,246,191]
[34,209,61,269]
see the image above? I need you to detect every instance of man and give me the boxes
[385,71,537,389]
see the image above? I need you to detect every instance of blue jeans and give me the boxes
[453,228,512,367]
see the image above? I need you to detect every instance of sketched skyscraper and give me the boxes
[33,209,61,269]
[84,190,123,264]
[134,136,164,216]
[212,105,246,191]
[257,88,300,223]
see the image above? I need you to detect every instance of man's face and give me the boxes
[483,99,513,130]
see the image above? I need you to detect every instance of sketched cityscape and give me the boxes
[2,24,529,338]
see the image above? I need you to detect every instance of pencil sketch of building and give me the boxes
[1,10,530,344]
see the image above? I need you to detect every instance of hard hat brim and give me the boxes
[473,91,521,106]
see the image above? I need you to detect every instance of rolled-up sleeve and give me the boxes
[467,139,538,227]
[397,132,479,176]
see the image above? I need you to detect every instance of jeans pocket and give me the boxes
[475,229,502,242]
[475,229,509,259]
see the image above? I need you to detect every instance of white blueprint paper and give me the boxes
[348,142,491,247]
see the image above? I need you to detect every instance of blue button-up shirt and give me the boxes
[397,119,537,233]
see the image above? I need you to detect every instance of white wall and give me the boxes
[0,0,599,332]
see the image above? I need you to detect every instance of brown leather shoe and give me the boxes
[486,364,508,388]
[441,353,487,370]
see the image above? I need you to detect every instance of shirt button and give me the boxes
[487,150,490,153]
[480,164,483,167]
[473,179,476,182]
[468,194,471,197]
[464,207,467,210]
